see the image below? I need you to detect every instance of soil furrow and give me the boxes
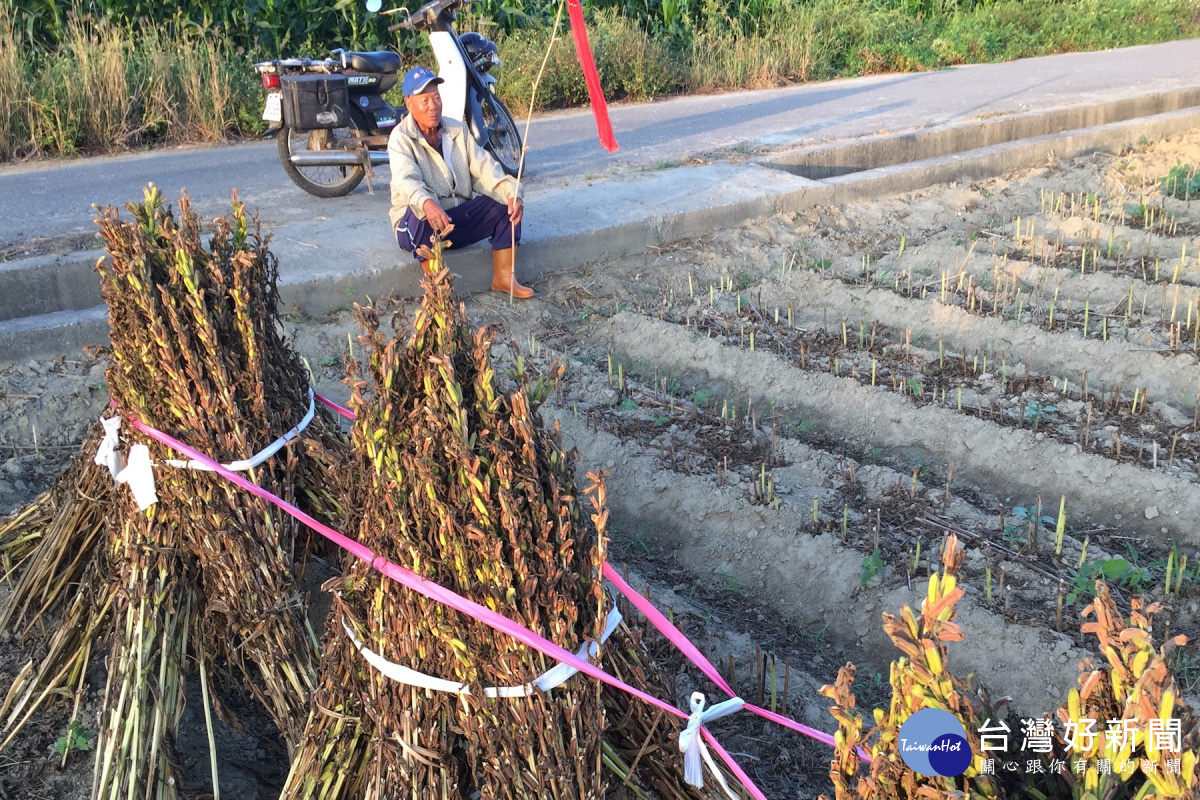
[604,311,1200,540]
[760,266,1200,411]
[545,403,1088,715]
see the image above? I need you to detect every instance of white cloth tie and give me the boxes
[93,416,124,479]
[116,444,159,510]
[94,389,316,509]
[94,418,157,509]
[678,692,744,799]
[344,604,623,698]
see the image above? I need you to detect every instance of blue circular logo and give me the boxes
[897,708,972,777]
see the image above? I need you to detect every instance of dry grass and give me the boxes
[0,8,29,161]
[0,13,258,160]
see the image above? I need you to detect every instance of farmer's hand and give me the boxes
[507,197,523,225]
[423,199,453,235]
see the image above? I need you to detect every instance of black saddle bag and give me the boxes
[280,74,350,129]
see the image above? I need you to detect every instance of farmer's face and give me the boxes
[408,87,442,132]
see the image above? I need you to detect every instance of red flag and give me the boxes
[566,0,618,152]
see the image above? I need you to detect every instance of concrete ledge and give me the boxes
[0,305,108,367]
[773,105,1200,213]
[0,249,106,322]
[768,87,1200,179]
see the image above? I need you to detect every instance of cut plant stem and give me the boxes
[200,658,221,800]
[1054,496,1066,557]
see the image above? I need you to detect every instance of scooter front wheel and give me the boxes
[476,92,523,177]
[277,125,367,198]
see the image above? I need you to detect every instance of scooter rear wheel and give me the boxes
[476,92,522,177]
[277,125,367,198]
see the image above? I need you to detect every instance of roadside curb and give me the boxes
[3,92,1200,366]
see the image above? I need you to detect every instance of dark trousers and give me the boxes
[394,194,521,261]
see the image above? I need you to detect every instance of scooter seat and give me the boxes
[346,51,401,74]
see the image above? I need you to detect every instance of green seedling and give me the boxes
[1024,401,1057,428]
[1160,162,1200,200]
[54,721,94,759]
[619,530,653,557]
[1054,496,1066,556]
[860,549,883,586]
[721,574,746,599]
[1165,546,1176,596]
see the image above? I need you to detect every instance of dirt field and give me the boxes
[5,129,1200,799]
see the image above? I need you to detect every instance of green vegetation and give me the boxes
[1161,162,1200,200]
[0,12,261,159]
[53,720,94,759]
[3,0,1200,158]
[860,547,883,585]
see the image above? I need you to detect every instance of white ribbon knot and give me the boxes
[93,416,124,479]
[678,692,744,799]
[95,417,158,510]
[163,388,316,472]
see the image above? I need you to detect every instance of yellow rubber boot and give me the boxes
[490,247,533,299]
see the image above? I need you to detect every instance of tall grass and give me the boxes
[3,0,1200,159]
[0,8,28,161]
[496,0,1200,113]
[496,10,682,113]
[0,12,259,159]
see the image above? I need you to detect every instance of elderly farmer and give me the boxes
[388,66,531,299]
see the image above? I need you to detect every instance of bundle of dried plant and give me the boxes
[283,260,726,800]
[1,187,343,799]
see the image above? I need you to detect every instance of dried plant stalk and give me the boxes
[284,261,724,800]
[2,187,342,799]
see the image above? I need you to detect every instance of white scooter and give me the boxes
[255,0,522,197]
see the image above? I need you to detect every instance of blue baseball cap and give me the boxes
[402,66,444,98]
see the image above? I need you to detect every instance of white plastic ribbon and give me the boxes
[678,692,745,799]
[344,603,623,698]
[164,388,316,471]
[93,416,124,479]
[116,444,159,510]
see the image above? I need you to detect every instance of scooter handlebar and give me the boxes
[386,0,463,31]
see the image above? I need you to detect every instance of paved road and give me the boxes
[1,37,1199,244]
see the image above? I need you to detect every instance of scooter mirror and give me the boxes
[365,0,382,12]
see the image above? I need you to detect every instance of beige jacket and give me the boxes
[387,113,520,233]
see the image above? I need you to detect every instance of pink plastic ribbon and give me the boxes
[315,392,354,419]
[126,391,872,793]
[603,565,870,759]
[120,411,772,799]
[313,392,871,762]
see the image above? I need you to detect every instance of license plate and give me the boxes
[262,92,282,122]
